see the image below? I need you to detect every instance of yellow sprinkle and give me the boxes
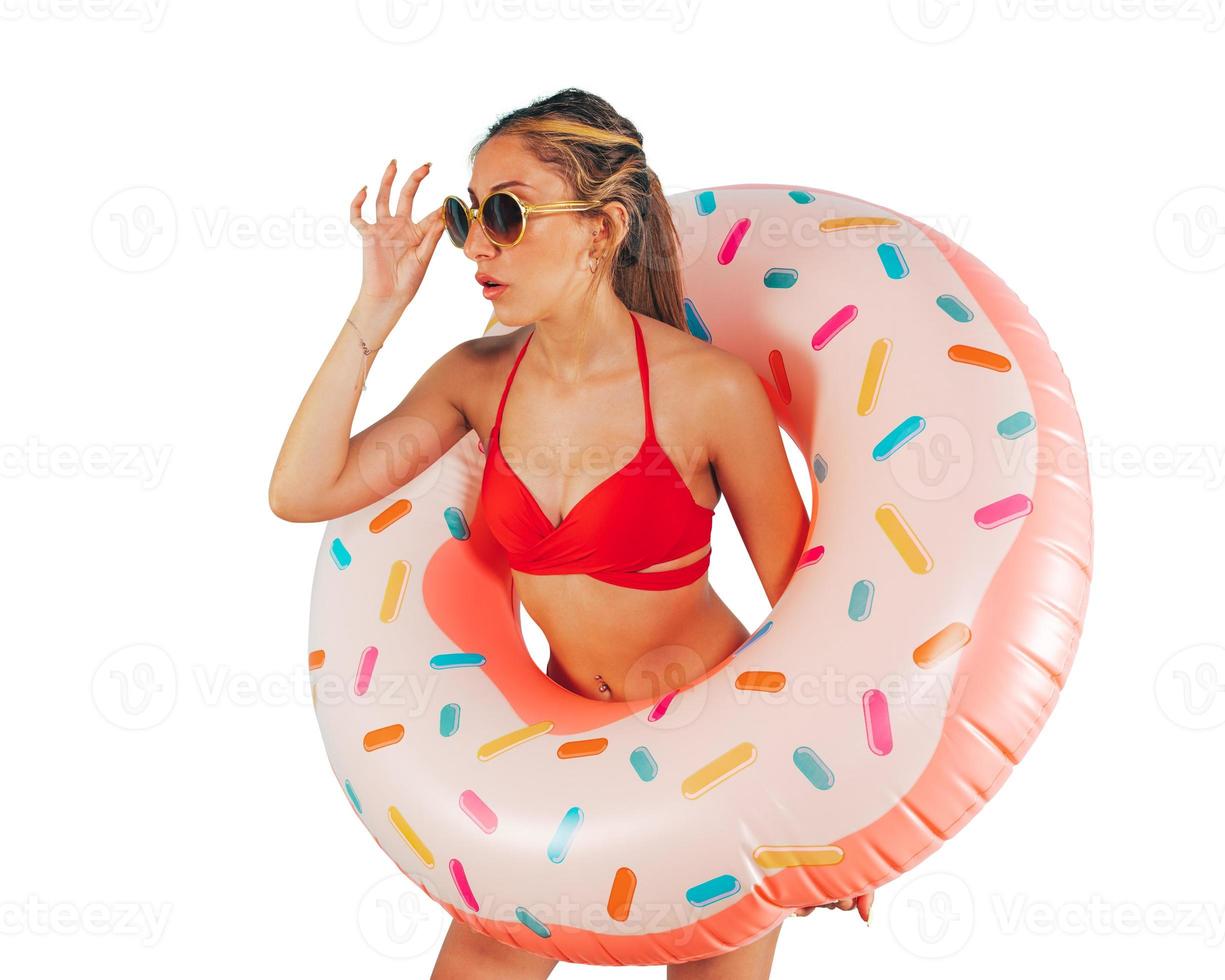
[681,742,758,800]
[477,721,554,762]
[876,503,933,574]
[752,845,845,869]
[388,805,435,868]
[857,338,892,416]
[379,560,411,623]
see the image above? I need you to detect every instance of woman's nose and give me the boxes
[463,212,497,261]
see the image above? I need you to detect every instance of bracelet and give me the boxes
[346,316,384,392]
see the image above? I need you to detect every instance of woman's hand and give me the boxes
[349,159,447,315]
[793,888,874,923]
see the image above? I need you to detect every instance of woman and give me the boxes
[270,88,872,979]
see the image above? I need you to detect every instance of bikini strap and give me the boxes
[493,328,534,432]
[630,311,654,441]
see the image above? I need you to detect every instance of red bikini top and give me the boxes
[479,311,716,590]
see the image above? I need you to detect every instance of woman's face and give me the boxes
[462,134,621,324]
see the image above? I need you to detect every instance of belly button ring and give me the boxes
[595,674,611,698]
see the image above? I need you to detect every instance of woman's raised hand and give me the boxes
[349,159,447,312]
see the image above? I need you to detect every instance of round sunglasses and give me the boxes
[442,189,605,249]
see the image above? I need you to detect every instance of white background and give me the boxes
[3,0,1222,976]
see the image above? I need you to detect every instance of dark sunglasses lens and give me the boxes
[443,198,469,247]
[483,193,523,246]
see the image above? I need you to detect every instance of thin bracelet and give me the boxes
[346,316,384,392]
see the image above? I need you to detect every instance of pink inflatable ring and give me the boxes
[306,182,1094,966]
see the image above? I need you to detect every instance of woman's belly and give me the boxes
[515,570,751,702]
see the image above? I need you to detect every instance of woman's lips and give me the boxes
[482,283,508,299]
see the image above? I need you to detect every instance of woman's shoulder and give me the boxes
[637,311,750,390]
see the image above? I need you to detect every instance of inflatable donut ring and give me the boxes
[306,182,1094,966]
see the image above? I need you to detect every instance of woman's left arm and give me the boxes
[705,357,810,607]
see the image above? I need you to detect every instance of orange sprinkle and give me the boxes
[607,867,637,922]
[735,671,786,693]
[370,499,411,533]
[948,344,1011,372]
[556,738,609,759]
[307,649,325,671]
[363,724,405,751]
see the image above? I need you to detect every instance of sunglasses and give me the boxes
[442,189,604,249]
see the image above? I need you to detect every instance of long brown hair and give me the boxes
[470,88,687,332]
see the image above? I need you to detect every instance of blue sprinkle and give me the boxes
[515,907,552,938]
[682,298,712,343]
[547,807,584,864]
[629,746,658,782]
[764,267,799,289]
[343,778,362,814]
[848,580,875,622]
[872,415,926,461]
[877,242,909,280]
[812,454,828,483]
[793,747,835,790]
[686,874,741,908]
[443,506,470,540]
[329,538,351,570]
[788,190,816,204]
[429,653,487,670]
[439,702,461,737]
[734,620,772,656]
[997,410,1036,440]
[937,294,974,322]
[695,190,717,216]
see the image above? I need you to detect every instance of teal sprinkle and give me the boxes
[872,415,926,461]
[997,411,1036,440]
[788,190,816,204]
[439,702,461,737]
[429,653,487,669]
[343,778,362,814]
[443,506,470,540]
[329,538,351,570]
[936,293,974,322]
[848,580,875,621]
[877,242,909,279]
[515,907,552,938]
[812,454,828,483]
[695,190,717,216]
[793,747,835,790]
[686,874,741,907]
[682,298,712,343]
[629,746,658,781]
[764,267,799,289]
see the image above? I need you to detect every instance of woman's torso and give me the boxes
[472,312,748,701]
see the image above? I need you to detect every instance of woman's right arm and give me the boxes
[268,158,462,523]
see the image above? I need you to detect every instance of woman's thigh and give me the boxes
[430,918,559,980]
[666,919,785,980]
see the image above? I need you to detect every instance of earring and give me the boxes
[588,252,600,273]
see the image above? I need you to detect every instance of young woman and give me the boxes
[270,88,872,979]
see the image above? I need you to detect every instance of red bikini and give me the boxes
[480,311,716,590]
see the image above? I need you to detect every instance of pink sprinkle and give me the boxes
[974,492,1033,529]
[811,304,858,350]
[797,545,825,569]
[648,689,679,722]
[863,689,893,755]
[354,645,378,696]
[449,858,479,911]
[458,790,498,834]
[717,218,751,265]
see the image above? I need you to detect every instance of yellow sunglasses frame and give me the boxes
[442,189,605,249]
